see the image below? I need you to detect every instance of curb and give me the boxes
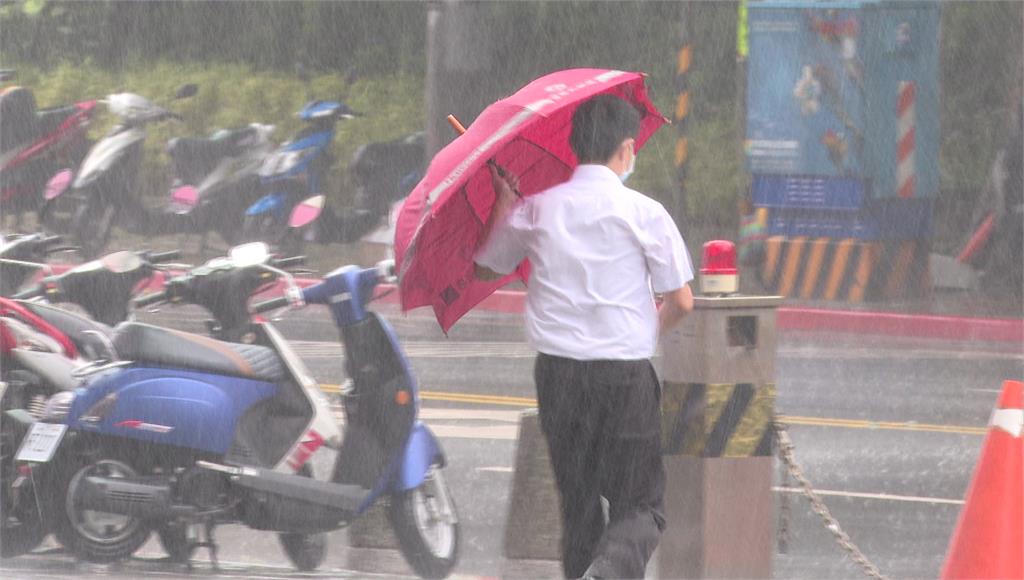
[377,285,1023,345]
[42,266,1023,344]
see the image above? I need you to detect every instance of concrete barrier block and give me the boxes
[348,500,398,549]
[503,409,562,560]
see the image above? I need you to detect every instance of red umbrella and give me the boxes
[395,68,669,331]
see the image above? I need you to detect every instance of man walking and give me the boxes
[474,94,694,579]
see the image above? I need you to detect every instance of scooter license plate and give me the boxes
[15,423,67,463]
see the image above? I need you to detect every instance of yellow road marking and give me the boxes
[319,385,987,436]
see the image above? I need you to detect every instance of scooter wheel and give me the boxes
[278,465,326,571]
[0,423,46,558]
[70,200,116,260]
[0,514,45,559]
[279,530,326,571]
[388,465,460,579]
[157,521,198,563]
[56,455,152,563]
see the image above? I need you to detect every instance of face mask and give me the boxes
[619,144,636,183]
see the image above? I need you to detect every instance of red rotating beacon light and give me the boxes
[700,240,739,295]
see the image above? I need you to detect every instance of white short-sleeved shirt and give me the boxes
[475,164,693,360]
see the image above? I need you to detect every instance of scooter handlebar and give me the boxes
[272,256,306,269]
[134,290,168,308]
[10,285,46,300]
[145,250,182,264]
[252,296,289,314]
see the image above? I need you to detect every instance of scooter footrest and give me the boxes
[226,464,369,512]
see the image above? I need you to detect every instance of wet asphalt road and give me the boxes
[2,303,1021,579]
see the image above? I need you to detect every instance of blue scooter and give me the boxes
[17,244,459,577]
[242,100,358,250]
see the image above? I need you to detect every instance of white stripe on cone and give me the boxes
[989,408,1024,438]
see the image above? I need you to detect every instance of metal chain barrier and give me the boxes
[773,419,889,580]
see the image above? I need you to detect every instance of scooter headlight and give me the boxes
[41,391,76,423]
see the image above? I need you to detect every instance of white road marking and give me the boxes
[419,408,524,422]
[291,340,1023,362]
[430,424,518,440]
[477,466,515,473]
[773,486,964,505]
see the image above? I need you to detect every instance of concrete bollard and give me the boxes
[503,409,562,561]
[657,295,782,579]
[345,500,414,576]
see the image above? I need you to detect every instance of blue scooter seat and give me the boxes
[113,322,286,382]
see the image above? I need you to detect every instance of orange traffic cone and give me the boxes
[941,379,1023,579]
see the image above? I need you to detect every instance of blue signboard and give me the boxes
[746,1,940,200]
[747,5,865,178]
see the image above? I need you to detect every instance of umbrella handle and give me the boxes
[446,114,520,196]
[446,114,467,135]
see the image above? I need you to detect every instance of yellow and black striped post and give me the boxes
[761,235,931,302]
[661,382,775,458]
[657,295,781,579]
[672,1,693,225]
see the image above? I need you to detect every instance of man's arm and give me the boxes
[658,283,694,336]
[474,164,521,281]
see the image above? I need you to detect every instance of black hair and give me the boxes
[569,94,641,164]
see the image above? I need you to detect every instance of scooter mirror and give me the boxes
[45,169,73,200]
[229,243,270,268]
[101,251,143,274]
[288,195,325,228]
[174,84,199,100]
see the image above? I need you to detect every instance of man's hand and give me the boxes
[489,162,520,209]
[474,164,521,282]
[658,283,694,336]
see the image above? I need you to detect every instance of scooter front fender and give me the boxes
[394,421,446,492]
[245,192,287,218]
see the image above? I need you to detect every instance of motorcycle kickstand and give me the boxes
[187,521,220,572]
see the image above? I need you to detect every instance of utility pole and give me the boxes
[423,0,503,159]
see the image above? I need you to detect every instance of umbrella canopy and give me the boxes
[395,68,669,331]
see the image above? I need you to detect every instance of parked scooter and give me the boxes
[288,131,425,250]
[0,297,87,558]
[18,244,459,576]
[163,123,276,254]
[1,245,182,560]
[0,232,74,296]
[12,248,182,327]
[40,84,198,258]
[242,100,359,250]
[0,72,97,228]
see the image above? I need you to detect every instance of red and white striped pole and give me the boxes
[897,81,916,199]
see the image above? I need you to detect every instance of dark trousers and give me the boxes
[534,353,666,579]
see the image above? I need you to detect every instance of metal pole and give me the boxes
[424,0,445,159]
[673,1,694,228]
